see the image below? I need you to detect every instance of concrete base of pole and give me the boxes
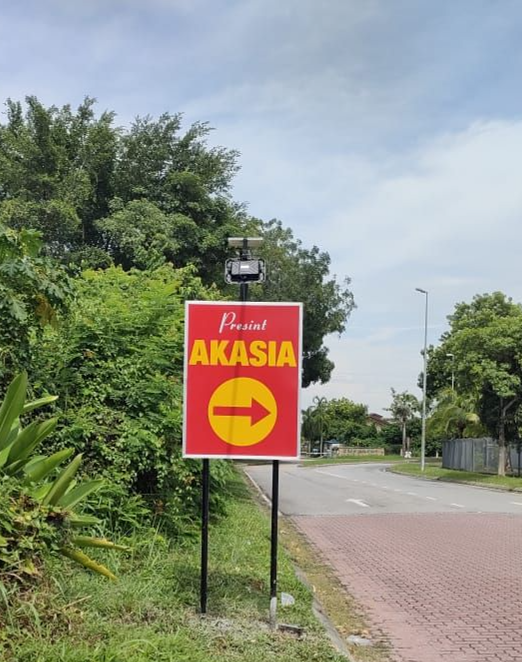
[269,596,278,630]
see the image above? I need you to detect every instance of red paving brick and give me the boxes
[293,513,522,662]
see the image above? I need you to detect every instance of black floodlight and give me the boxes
[225,257,266,283]
[225,236,266,285]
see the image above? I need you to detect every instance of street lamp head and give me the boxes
[415,287,427,294]
[446,353,454,358]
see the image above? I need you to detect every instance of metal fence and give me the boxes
[442,438,522,475]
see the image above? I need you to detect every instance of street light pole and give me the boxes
[446,353,455,391]
[415,288,428,472]
[313,396,327,457]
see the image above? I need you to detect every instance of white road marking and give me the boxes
[450,503,465,508]
[346,498,370,508]
[425,496,437,501]
[316,470,350,480]
[510,502,522,506]
[406,492,417,496]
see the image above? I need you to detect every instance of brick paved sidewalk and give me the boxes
[294,513,522,662]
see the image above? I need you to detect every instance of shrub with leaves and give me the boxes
[31,265,235,535]
[0,223,72,391]
[0,373,127,582]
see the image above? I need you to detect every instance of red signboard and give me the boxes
[183,301,302,460]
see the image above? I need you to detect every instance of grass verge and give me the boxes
[302,455,403,467]
[1,473,350,662]
[389,462,522,490]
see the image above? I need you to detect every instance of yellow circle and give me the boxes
[208,377,277,447]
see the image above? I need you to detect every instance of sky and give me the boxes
[2,0,522,413]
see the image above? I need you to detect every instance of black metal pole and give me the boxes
[200,458,210,614]
[238,265,281,627]
[269,459,280,628]
[240,282,248,302]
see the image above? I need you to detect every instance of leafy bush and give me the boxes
[348,436,382,448]
[31,265,234,535]
[377,423,403,446]
[0,475,65,579]
[0,224,72,390]
[410,435,443,457]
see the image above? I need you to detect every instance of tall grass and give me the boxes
[1,473,346,662]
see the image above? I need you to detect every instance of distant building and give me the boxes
[367,413,390,431]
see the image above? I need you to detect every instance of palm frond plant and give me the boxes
[0,372,128,581]
[427,388,484,439]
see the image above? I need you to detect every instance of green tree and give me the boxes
[0,98,241,272]
[427,292,522,475]
[302,397,375,450]
[377,422,403,450]
[321,398,373,444]
[253,220,355,386]
[111,113,242,282]
[96,199,180,270]
[387,389,420,456]
[427,389,483,439]
[0,97,117,256]
[301,406,320,452]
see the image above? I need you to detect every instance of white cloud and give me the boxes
[326,120,522,276]
[300,119,522,411]
[301,334,423,415]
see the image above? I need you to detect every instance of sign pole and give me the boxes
[238,275,280,626]
[200,458,210,614]
[269,459,280,628]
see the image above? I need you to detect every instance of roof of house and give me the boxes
[368,413,391,426]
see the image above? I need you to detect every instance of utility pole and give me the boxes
[415,288,428,472]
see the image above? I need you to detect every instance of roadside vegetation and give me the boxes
[1,473,347,662]
[0,97,356,659]
[303,293,522,480]
[303,454,403,466]
[390,462,522,490]
[301,397,408,456]
[426,292,522,476]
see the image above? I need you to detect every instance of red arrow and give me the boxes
[213,398,271,426]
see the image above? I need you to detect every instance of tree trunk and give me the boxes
[401,421,407,456]
[498,426,507,477]
[457,421,466,439]
[498,398,517,477]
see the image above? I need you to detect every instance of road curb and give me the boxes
[242,466,353,660]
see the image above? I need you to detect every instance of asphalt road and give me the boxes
[244,462,522,662]
[245,461,522,515]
